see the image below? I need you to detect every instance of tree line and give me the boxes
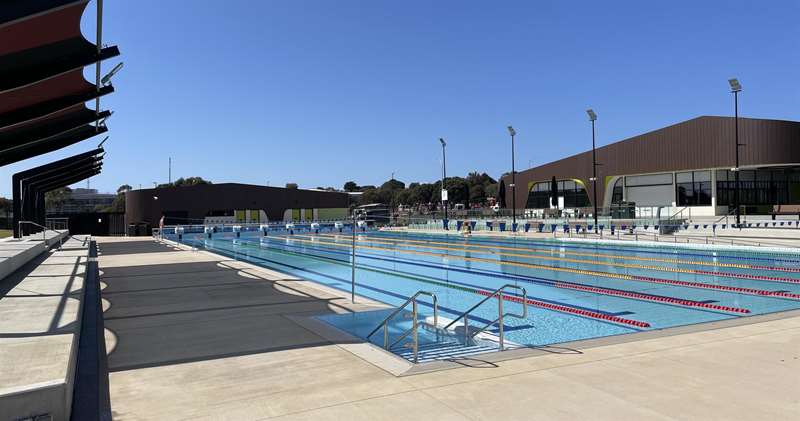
[344,172,499,209]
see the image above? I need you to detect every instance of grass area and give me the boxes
[0,229,12,238]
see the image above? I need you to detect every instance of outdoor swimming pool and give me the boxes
[167,227,800,360]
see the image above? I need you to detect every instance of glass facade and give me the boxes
[525,179,590,209]
[676,171,712,206]
[611,178,624,204]
[717,168,800,206]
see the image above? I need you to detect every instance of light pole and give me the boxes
[587,109,599,233]
[439,138,448,230]
[507,126,517,228]
[729,78,742,227]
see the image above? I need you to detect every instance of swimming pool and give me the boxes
[168,227,800,360]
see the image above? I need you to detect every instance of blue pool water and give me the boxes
[168,228,800,353]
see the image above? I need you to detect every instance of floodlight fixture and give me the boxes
[586,109,597,121]
[101,62,124,86]
[507,126,516,137]
[728,78,742,92]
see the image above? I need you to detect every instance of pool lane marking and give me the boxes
[285,234,800,304]
[263,236,753,314]
[225,238,651,329]
[256,238,750,318]
[320,232,800,275]
[369,231,800,265]
[306,235,800,303]
[309,233,800,284]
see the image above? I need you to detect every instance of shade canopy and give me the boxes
[13,148,104,236]
[0,0,118,168]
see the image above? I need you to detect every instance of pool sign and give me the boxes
[441,189,448,201]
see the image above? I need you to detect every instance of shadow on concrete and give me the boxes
[96,240,182,256]
[0,247,84,339]
[101,257,362,373]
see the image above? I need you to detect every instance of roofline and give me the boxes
[514,115,800,177]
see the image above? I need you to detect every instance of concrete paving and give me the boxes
[100,237,800,420]
[0,237,89,421]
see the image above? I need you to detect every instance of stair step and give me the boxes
[392,341,499,363]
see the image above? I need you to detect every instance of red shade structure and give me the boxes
[0,0,119,168]
[1,1,121,237]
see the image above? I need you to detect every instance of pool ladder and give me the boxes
[366,285,528,363]
[444,284,527,352]
[366,291,438,363]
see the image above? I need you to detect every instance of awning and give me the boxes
[13,147,104,236]
[0,0,119,168]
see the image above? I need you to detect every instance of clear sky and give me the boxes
[1,0,798,196]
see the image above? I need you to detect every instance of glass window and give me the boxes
[676,171,711,206]
[611,178,624,204]
[676,172,693,183]
[693,171,711,182]
[626,173,673,186]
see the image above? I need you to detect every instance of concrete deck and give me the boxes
[100,237,800,420]
[0,230,68,280]
[0,237,89,421]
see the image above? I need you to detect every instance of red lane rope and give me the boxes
[632,275,800,301]
[554,282,750,314]
[474,289,652,328]
[695,269,800,285]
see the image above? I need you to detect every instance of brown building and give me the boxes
[500,116,800,217]
[126,183,350,232]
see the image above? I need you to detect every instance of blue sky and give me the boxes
[1,0,797,196]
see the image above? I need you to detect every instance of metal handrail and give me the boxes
[45,217,70,232]
[18,220,63,250]
[667,206,691,222]
[366,290,438,363]
[444,284,527,351]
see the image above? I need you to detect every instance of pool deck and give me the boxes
[99,237,800,420]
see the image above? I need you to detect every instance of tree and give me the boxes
[45,187,72,211]
[446,177,470,205]
[117,184,133,193]
[0,197,11,229]
[285,182,298,189]
[343,181,358,192]
[469,184,486,205]
[381,179,405,191]
[157,177,211,188]
[485,183,499,200]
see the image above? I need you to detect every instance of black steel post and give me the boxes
[734,90,740,227]
[592,119,598,233]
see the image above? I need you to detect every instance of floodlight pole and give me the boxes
[351,211,356,303]
[440,139,448,230]
[509,130,517,227]
[591,118,598,233]
[733,90,741,227]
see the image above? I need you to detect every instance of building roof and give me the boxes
[500,116,800,209]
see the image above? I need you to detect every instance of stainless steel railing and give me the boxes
[444,284,527,352]
[366,290,438,363]
[18,220,63,250]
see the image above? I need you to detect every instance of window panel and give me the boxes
[626,173,673,186]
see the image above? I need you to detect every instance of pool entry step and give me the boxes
[361,287,528,363]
